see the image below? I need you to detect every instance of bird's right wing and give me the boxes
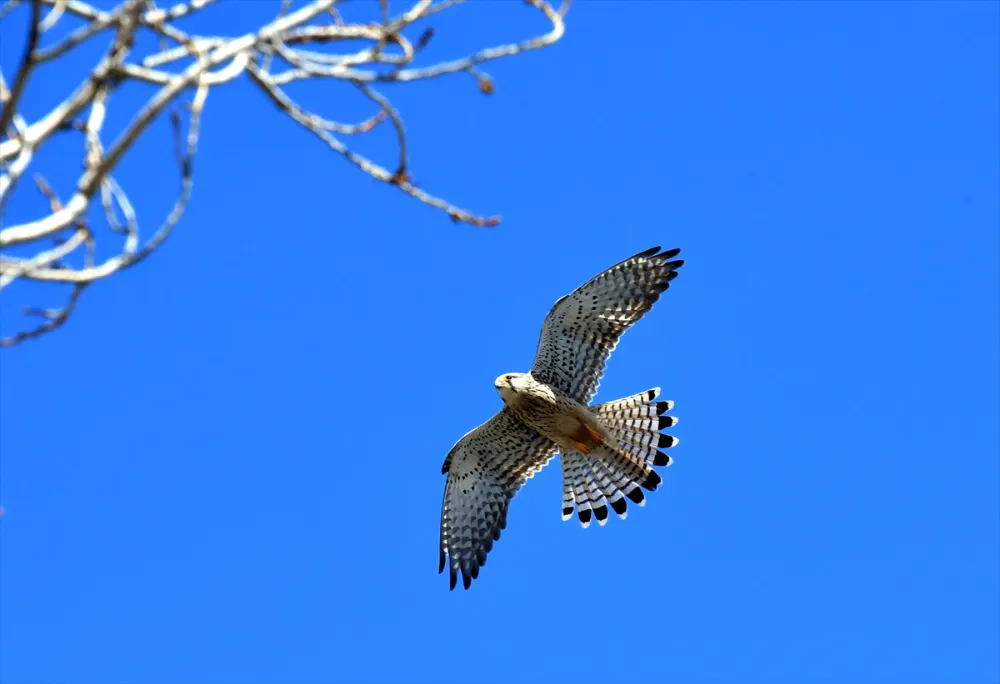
[439,408,557,590]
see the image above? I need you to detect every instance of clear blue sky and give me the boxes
[2,1,998,683]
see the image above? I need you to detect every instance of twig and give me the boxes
[0,283,87,347]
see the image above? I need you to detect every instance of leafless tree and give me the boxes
[0,0,571,347]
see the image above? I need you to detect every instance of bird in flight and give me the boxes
[438,246,684,590]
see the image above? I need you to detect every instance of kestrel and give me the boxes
[438,246,685,590]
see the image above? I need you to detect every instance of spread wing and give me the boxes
[530,246,684,404]
[439,408,557,590]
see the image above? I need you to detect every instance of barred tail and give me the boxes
[560,387,679,527]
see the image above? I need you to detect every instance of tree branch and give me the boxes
[0,0,573,346]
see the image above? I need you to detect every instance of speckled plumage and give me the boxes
[439,246,684,590]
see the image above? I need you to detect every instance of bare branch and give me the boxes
[0,0,573,346]
[0,0,41,142]
[0,175,89,347]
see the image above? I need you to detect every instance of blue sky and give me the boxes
[2,1,998,683]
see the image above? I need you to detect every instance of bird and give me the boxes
[438,246,685,590]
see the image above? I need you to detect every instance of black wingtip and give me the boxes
[658,415,675,430]
[640,245,662,258]
[642,470,662,491]
[562,506,574,518]
[439,550,446,574]
[646,389,657,401]
[578,509,592,526]
[657,432,676,447]
[610,497,627,516]
[594,505,609,523]
[661,247,681,259]
[449,569,457,591]
[656,401,671,416]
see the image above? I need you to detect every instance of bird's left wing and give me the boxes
[439,408,557,590]
[530,246,684,404]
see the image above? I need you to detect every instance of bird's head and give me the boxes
[495,372,530,401]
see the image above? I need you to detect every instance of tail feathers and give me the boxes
[568,451,608,528]
[564,451,592,525]
[587,456,630,520]
[560,454,576,521]
[596,387,664,414]
[618,434,675,467]
[597,387,675,436]
[560,388,679,526]
[581,462,610,527]
[596,388,679,467]
[561,445,659,527]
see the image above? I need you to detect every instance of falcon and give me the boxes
[438,246,685,590]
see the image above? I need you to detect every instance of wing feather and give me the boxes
[530,246,684,403]
[439,408,557,590]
